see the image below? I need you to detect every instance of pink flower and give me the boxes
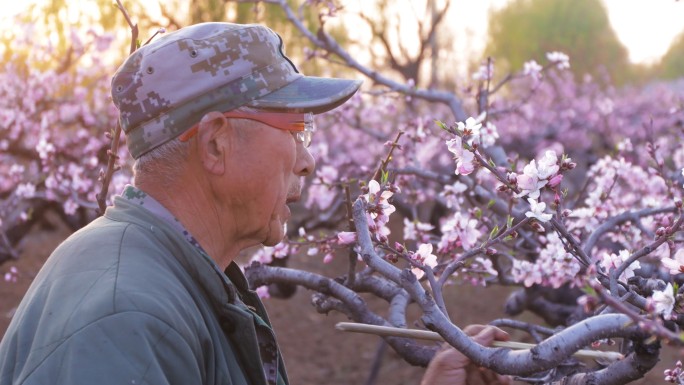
[363,181,396,242]
[661,249,684,275]
[4,266,18,283]
[511,232,581,288]
[63,199,78,215]
[446,136,475,176]
[255,285,270,299]
[411,243,438,279]
[16,183,36,199]
[516,161,546,199]
[438,213,482,251]
[306,165,338,210]
[599,250,641,281]
[337,231,357,245]
[403,218,434,241]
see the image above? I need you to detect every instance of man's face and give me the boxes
[221,118,315,247]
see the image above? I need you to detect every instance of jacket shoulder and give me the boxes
[0,217,219,384]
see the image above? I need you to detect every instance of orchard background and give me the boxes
[2,0,684,384]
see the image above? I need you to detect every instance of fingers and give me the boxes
[432,343,470,368]
[464,325,511,346]
[465,365,512,385]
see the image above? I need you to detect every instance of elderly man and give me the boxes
[0,22,508,385]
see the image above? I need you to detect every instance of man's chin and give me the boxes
[261,222,286,247]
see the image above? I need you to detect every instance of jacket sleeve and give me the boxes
[19,311,204,385]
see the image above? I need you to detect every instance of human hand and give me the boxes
[420,325,511,385]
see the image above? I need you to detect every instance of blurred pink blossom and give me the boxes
[661,249,684,275]
[446,136,475,175]
[337,231,356,245]
[599,250,641,281]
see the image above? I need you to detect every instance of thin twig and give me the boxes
[96,0,139,214]
[371,131,404,182]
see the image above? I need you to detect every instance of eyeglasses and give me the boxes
[179,110,315,148]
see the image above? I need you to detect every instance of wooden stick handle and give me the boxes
[335,322,623,362]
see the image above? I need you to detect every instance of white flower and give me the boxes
[525,198,552,223]
[546,51,570,69]
[523,60,542,78]
[365,180,395,217]
[472,62,494,81]
[36,136,56,160]
[536,150,559,179]
[661,249,684,275]
[617,138,633,152]
[651,283,675,319]
[16,183,36,199]
[456,117,483,137]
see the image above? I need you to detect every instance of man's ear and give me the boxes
[196,111,231,175]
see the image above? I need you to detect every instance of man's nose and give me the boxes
[296,146,316,177]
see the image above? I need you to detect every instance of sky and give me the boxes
[447,0,684,65]
[1,0,683,65]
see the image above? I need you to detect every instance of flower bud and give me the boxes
[496,184,509,193]
[656,227,667,237]
[675,198,683,209]
[486,247,497,256]
[394,242,405,253]
[337,231,357,245]
[530,221,545,233]
[548,174,563,187]
[507,172,517,184]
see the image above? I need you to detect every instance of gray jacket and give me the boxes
[0,197,288,385]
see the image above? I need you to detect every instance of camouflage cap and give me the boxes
[111,22,362,159]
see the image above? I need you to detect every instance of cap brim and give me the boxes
[246,76,362,114]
